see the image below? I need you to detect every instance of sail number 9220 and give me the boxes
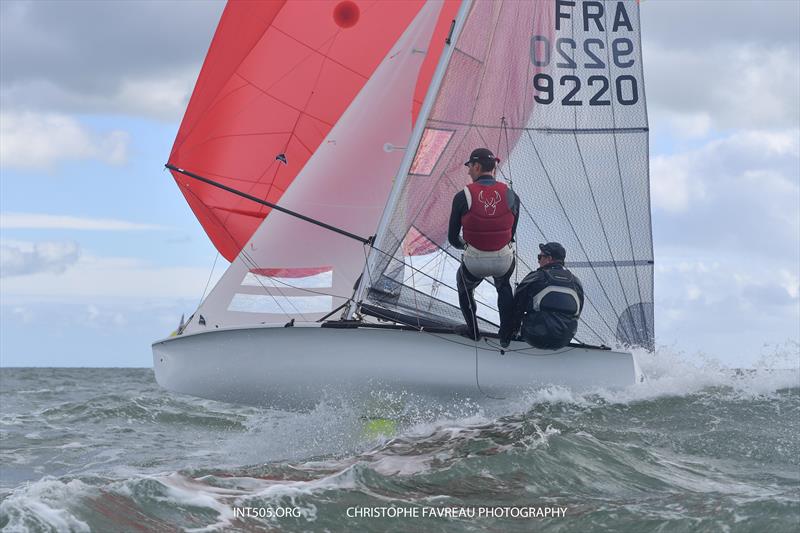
[530,36,639,106]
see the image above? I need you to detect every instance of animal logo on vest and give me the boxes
[478,190,502,216]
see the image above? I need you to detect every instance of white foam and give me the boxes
[506,344,800,410]
[0,477,92,533]
[157,473,237,533]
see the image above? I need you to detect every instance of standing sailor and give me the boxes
[511,242,584,349]
[448,148,520,346]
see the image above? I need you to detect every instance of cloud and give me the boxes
[654,251,799,365]
[0,0,224,120]
[0,240,80,277]
[1,252,226,300]
[642,0,800,49]
[641,1,799,133]
[1,213,166,231]
[1,70,200,122]
[651,129,800,260]
[10,306,34,323]
[645,45,800,132]
[83,304,127,328]
[0,111,130,169]
[1,299,197,366]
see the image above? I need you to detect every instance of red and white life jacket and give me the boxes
[461,181,514,252]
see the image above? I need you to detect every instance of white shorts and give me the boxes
[462,243,515,278]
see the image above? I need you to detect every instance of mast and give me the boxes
[347,0,474,319]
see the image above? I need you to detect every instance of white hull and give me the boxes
[152,323,644,410]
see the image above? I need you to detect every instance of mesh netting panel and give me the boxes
[363,0,653,349]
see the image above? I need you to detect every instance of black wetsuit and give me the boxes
[511,263,584,349]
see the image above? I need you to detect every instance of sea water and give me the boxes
[1,347,798,532]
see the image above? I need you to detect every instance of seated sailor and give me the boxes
[448,148,520,346]
[511,242,584,349]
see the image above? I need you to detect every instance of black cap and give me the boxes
[464,147,500,167]
[539,242,566,261]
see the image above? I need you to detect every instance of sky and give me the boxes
[1,0,798,368]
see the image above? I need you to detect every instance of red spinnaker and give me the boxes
[169,0,460,261]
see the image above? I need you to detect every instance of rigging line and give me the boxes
[237,247,309,321]
[433,250,449,300]
[495,117,504,156]
[395,127,475,261]
[185,174,307,322]
[168,164,372,245]
[572,134,634,331]
[602,4,650,340]
[371,278,501,330]
[502,118,514,189]
[501,117,519,286]
[197,251,220,309]
[470,114,622,339]
[458,265,506,400]
[475,340,506,400]
[361,124,474,290]
[240,269,354,300]
[367,244,501,316]
[360,239,377,306]
[511,146,618,341]
[383,134,469,278]
[408,251,453,311]
[486,159,615,343]
[409,244,423,328]
[406,234,501,315]
[524,130,625,322]
[408,224,502,293]
[356,241,494,327]
[515,195,617,342]
[237,247,301,319]
[190,197,298,321]
[179,178,314,323]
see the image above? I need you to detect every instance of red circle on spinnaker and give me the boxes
[333,1,360,28]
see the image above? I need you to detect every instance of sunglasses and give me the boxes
[537,253,550,260]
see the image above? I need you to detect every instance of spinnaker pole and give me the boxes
[167,164,373,245]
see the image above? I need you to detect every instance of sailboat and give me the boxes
[153,0,654,410]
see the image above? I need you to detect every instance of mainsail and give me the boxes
[170,0,458,261]
[356,0,655,349]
